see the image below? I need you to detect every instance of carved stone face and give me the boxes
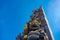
[27,30,47,40]
[29,20,41,30]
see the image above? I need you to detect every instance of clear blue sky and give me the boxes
[0,0,60,40]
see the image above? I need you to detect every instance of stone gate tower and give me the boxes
[16,6,54,40]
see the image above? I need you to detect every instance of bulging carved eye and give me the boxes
[28,31,40,40]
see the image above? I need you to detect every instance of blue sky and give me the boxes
[0,0,60,40]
